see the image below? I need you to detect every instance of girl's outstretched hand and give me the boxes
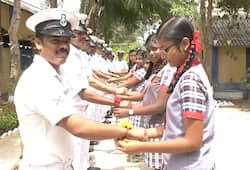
[112,108,129,118]
[116,139,142,155]
[127,128,148,141]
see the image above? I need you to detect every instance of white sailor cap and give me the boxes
[106,47,112,52]
[76,13,87,24]
[74,13,88,32]
[26,8,78,37]
[103,43,108,47]
[89,35,97,43]
[87,28,93,34]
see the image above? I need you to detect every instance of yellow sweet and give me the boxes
[118,120,133,129]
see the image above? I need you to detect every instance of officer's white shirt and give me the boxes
[60,45,91,170]
[99,56,109,72]
[60,45,90,114]
[61,44,89,95]
[89,53,108,72]
[14,55,76,166]
[113,59,128,72]
[106,59,116,73]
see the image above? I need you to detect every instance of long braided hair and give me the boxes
[157,16,201,94]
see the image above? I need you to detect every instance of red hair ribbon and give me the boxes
[191,31,202,53]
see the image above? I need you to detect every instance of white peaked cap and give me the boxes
[89,35,97,42]
[26,8,78,32]
[76,13,87,24]
[106,47,112,52]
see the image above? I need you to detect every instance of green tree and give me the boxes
[170,0,197,17]
[80,0,172,43]
[201,0,250,82]
[79,0,250,83]
[198,0,213,83]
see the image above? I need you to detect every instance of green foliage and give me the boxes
[217,0,250,19]
[112,42,143,61]
[81,0,172,43]
[170,0,197,17]
[0,103,18,136]
[217,0,250,12]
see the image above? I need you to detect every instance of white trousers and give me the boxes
[72,138,90,170]
[19,162,73,170]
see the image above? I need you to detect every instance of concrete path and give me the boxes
[1,107,250,170]
[0,132,21,170]
[213,107,250,170]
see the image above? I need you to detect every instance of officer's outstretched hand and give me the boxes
[11,160,20,170]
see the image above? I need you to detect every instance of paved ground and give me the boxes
[213,107,250,170]
[1,103,250,170]
[0,132,21,170]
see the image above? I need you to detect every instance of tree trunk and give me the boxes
[199,0,213,84]
[85,0,99,27]
[8,0,21,96]
[206,0,213,84]
[50,0,57,8]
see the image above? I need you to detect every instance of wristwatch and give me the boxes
[128,109,134,116]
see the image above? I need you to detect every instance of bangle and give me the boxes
[19,155,23,159]
[143,128,148,141]
[128,109,134,116]
[114,95,121,104]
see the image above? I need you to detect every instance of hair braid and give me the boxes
[167,44,196,94]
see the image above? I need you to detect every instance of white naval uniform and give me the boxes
[112,59,128,72]
[106,58,116,73]
[60,44,91,170]
[87,53,109,122]
[14,55,76,170]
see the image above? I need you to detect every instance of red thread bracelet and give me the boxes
[114,96,121,104]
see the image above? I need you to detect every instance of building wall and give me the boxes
[1,3,10,31]
[0,48,10,94]
[0,2,34,95]
[218,46,246,83]
[1,3,34,39]
[19,9,34,39]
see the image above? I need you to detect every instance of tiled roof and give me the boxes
[212,20,250,47]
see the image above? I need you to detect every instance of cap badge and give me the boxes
[60,14,67,27]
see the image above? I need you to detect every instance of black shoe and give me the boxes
[87,167,101,170]
[105,110,113,118]
[102,119,111,124]
[104,114,112,119]
[106,110,112,115]
[89,146,94,152]
[90,141,99,145]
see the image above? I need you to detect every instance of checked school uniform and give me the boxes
[141,64,176,169]
[162,64,215,170]
[129,67,146,128]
